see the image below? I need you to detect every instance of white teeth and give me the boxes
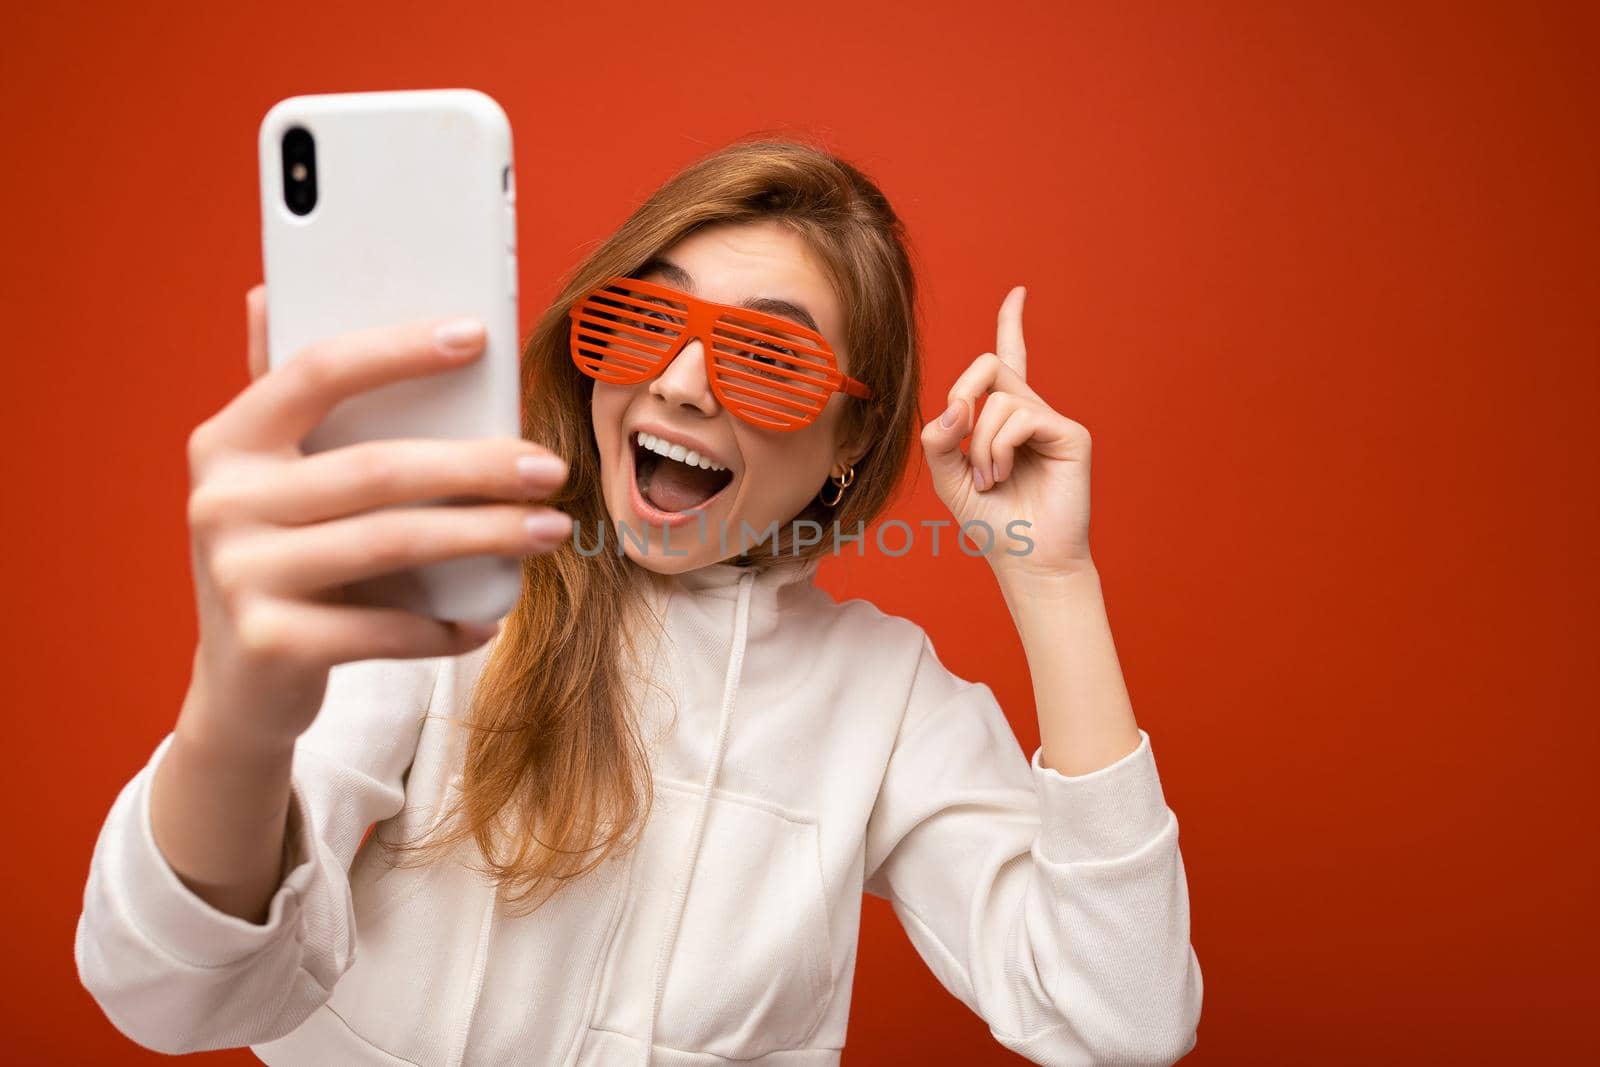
[635,430,726,472]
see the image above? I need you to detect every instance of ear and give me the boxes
[831,413,872,471]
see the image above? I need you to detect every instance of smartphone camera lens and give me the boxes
[281,126,318,216]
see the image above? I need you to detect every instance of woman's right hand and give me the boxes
[181,284,569,753]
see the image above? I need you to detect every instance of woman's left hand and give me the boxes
[921,286,1094,581]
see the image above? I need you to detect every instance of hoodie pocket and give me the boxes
[591,780,837,1059]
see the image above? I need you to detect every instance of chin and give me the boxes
[619,538,726,575]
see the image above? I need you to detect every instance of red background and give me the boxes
[5,1,1596,1063]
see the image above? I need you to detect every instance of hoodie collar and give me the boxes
[670,556,819,596]
[632,556,820,643]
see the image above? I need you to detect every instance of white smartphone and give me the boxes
[258,88,523,625]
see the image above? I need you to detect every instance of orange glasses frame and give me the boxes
[568,275,873,432]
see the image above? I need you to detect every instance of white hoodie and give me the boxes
[75,557,1202,1066]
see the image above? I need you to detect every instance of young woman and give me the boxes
[76,140,1202,1065]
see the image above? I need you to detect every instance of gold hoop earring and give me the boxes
[820,463,856,507]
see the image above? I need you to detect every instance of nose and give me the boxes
[648,337,720,417]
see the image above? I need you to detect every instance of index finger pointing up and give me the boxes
[996,285,1027,380]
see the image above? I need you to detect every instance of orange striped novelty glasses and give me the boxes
[568,275,873,431]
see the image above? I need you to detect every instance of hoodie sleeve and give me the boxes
[73,655,442,1054]
[863,635,1203,1066]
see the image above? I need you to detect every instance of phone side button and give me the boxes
[507,253,518,300]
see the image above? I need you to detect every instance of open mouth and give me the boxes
[632,431,735,514]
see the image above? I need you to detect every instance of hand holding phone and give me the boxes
[182,286,569,752]
[259,89,524,623]
[139,90,540,930]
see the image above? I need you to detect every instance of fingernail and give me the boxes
[524,511,572,543]
[940,401,961,428]
[434,318,486,356]
[991,461,1000,485]
[972,463,987,491]
[517,453,567,485]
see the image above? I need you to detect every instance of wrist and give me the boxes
[993,561,1106,645]
[177,658,302,766]
[993,557,1102,603]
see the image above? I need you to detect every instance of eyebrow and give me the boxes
[633,256,822,334]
